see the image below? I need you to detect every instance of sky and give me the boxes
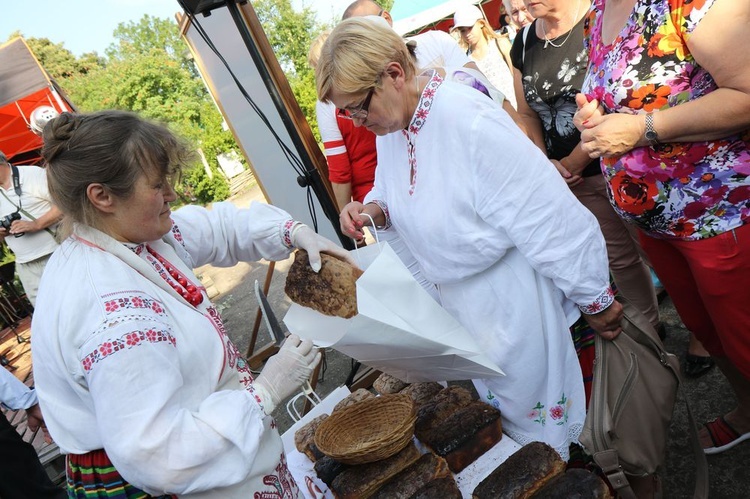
[0,0,352,57]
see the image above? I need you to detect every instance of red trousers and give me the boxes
[639,224,750,380]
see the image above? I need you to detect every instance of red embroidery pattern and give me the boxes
[281,219,296,248]
[205,306,260,401]
[403,70,443,196]
[579,287,616,315]
[170,221,185,246]
[371,200,391,230]
[81,328,176,372]
[102,293,166,316]
[254,453,299,499]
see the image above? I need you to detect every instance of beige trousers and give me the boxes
[571,174,660,327]
[15,253,53,307]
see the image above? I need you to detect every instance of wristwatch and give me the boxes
[645,113,659,146]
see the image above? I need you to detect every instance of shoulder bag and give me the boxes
[580,295,709,498]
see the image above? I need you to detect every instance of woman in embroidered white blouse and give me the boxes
[316,17,622,459]
[30,110,352,498]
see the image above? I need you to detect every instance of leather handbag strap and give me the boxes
[594,449,638,499]
[599,296,710,498]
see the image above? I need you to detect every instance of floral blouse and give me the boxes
[582,0,750,240]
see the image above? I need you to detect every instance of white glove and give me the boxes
[291,224,357,273]
[253,334,321,414]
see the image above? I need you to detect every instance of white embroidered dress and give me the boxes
[32,202,302,498]
[365,73,612,458]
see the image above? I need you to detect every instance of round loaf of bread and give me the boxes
[285,250,363,318]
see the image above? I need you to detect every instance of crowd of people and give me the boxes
[1,0,748,496]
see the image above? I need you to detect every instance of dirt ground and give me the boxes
[202,184,749,498]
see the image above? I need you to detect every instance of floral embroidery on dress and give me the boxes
[484,389,501,410]
[529,393,572,426]
[255,453,299,499]
[102,293,166,316]
[550,393,572,426]
[528,401,546,426]
[582,0,750,240]
[402,70,443,196]
[81,328,176,372]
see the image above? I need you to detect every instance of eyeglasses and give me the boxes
[337,87,375,121]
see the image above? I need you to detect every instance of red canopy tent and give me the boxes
[0,38,76,165]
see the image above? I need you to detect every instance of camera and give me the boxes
[0,212,23,237]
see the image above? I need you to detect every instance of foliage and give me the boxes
[19,33,105,80]
[8,0,370,201]
[253,0,325,142]
[378,0,396,12]
[178,160,230,206]
[17,16,242,205]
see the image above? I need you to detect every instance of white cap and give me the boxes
[453,4,483,29]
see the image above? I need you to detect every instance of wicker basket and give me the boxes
[314,393,416,465]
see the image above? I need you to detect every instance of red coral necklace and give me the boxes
[146,245,204,307]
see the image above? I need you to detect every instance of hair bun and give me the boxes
[42,112,83,164]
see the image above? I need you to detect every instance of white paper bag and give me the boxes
[284,241,504,382]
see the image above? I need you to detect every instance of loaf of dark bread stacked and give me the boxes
[422,400,503,473]
[399,381,443,407]
[532,468,613,498]
[329,442,421,499]
[332,388,375,412]
[472,441,566,498]
[370,453,452,499]
[412,386,502,473]
[293,414,328,461]
[373,372,408,395]
[285,249,363,318]
[409,476,462,498]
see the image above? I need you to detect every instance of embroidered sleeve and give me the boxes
[369,200,391,230]
[281,219,304,248]
[578,287,616,315]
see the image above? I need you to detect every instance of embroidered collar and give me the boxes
[406,69,443,136]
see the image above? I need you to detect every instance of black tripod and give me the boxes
[0,262,31,360]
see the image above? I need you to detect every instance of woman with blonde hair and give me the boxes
[452,3,516,108]
[317,17,622,459]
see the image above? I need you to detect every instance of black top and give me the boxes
[510,17,600,177]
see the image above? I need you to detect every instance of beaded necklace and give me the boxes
[146,245,204,307]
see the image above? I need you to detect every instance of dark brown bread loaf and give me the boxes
[399,382,443,407]
[419,400,503,472]
[332,388,375,413]
[531,468,613,498]
[330,442,421,499]
[370,453,452,499]
[294,414,328,461]
[373,372,408,395]
[409,477,462,499]
[285,249,363,318]
[313,455,350,486]
[472,441,566,499]
[414,386,474,441]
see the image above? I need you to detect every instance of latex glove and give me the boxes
[253,334,321,414]
[291,223,357,272]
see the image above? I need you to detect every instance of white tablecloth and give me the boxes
[280,386,522,498]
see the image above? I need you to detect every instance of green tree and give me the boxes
[253,0,326,141]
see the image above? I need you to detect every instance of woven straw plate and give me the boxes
[314,393,416,465]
